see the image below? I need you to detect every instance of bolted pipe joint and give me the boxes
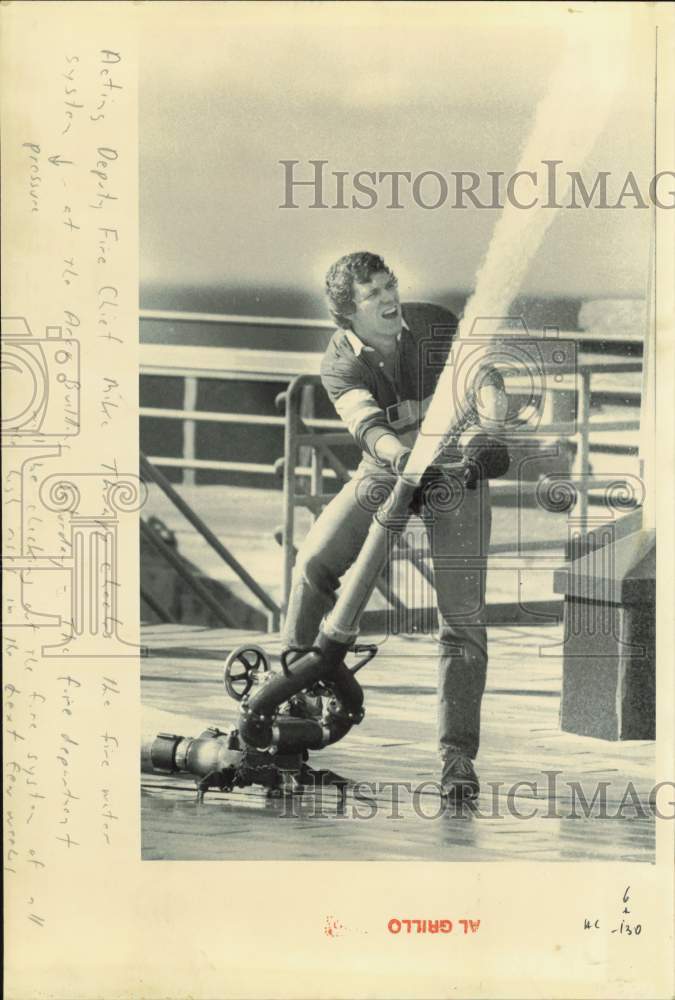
[237,632,360,751]
[146,728,244,784]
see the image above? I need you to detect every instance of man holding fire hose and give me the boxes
[284,251,510,802]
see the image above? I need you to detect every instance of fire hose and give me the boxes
[141,432,509,802]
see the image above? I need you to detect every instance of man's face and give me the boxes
[349,270,401,343]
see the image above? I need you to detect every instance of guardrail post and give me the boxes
[575,368,592,535]
[182,376,198,486]
[310,409,324,520]
[299,383,315,494]
[281,376,303,619]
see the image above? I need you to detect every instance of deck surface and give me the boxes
[141,622,655,862]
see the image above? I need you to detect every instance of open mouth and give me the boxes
[381,306,399,320]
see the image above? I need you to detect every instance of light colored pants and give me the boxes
[283,469,491,759]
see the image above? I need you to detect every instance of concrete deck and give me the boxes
[141,622,655,862]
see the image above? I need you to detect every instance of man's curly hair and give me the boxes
[324,251,397,330]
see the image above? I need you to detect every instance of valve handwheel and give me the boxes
[223,644,271,701]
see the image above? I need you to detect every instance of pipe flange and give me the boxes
[150,732,183,773]
[241,704,276,726]
[321,617,359,645]
[174,737,193,772]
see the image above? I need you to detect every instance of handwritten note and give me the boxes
[2,7,140,959]
[584,885,644,938]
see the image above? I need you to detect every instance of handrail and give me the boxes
[276,367,643,618]
[140,308,644,346]
[139,366,640,478]
[140,308,333,330]
[140,408,344,430]
[139,318,642,487]
[140,453,281,630]
[137,310,644,629]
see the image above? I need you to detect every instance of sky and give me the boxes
[139,2,656,312]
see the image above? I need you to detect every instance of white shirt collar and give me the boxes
[343,319,409,357]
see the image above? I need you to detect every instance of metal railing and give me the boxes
[274,367,641,615]
[139,351,641,482]
[140,309,643,627]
